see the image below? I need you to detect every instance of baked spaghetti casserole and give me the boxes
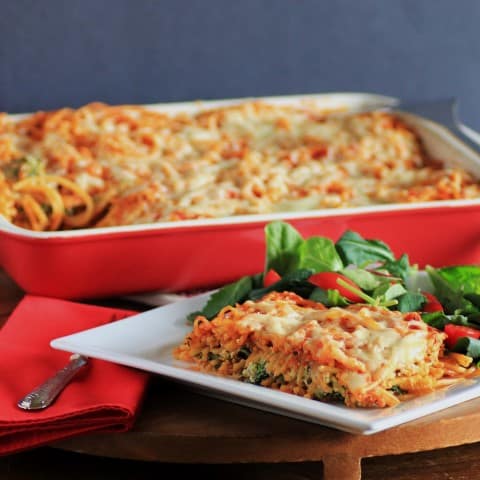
[1,101,479,231]
[174,291,449,408]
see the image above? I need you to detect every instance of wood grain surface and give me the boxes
[2,270,480,480]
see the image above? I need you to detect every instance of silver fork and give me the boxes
[17,354,88,410]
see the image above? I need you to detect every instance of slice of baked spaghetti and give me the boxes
[174,291,447,408]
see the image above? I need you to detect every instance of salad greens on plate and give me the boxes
[190,221,480,361]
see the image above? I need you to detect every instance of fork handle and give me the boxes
[17,354,88,410]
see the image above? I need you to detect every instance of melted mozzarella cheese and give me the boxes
[2,101,479,230]
[238,299,435,392]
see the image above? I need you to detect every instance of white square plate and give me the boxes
[51,293,480,435]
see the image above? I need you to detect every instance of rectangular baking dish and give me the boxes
[1,92,480,299]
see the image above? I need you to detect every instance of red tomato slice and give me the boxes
[308,272,363,303]
[444,323,480,349]
[263,269,281,287]
[421,292,444,313]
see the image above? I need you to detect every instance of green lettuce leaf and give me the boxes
[421,311,473,330]
[383,254,411,282]
[396,292,426,313]
[426,266,478,314]
[298,237,343,273]
[452,337,480,359]
[437,266,480,295]
[340,267,382,291]
[187,275,253,322]
[335,230,395,267]
[264,221,304,275]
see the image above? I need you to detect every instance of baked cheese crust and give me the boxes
[1,102,479,230]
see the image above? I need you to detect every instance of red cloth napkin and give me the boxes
[0,295,149,455]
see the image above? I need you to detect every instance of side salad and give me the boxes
[189,221,480,362]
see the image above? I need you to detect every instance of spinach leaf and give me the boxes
[452,337,480,359]
[426,266,478,314]
[396,292,426,313]
[437,266,480,295]
[340,267,382,291]
[422,311,449,330]
[248,269,315,300]
[465,312,480,326]
[335,230,395,267]
[1,155,44,180]
[383,254,411,282]
[242,360,269,384]
[389,385,407,395]
[309,287,349,307]
[264,221,304,275]
[465,294,480,309]
[187,275,253,322]
[298,237,343,273]
[372,282,406,302]
[251,272,265,289]
[265,222,343,275]
[421,312,472,330]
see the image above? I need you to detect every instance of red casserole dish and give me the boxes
[1,92,479,299]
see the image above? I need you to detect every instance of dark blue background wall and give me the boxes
[1,0,479,129]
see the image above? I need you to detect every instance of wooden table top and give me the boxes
[2,271,480,480]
